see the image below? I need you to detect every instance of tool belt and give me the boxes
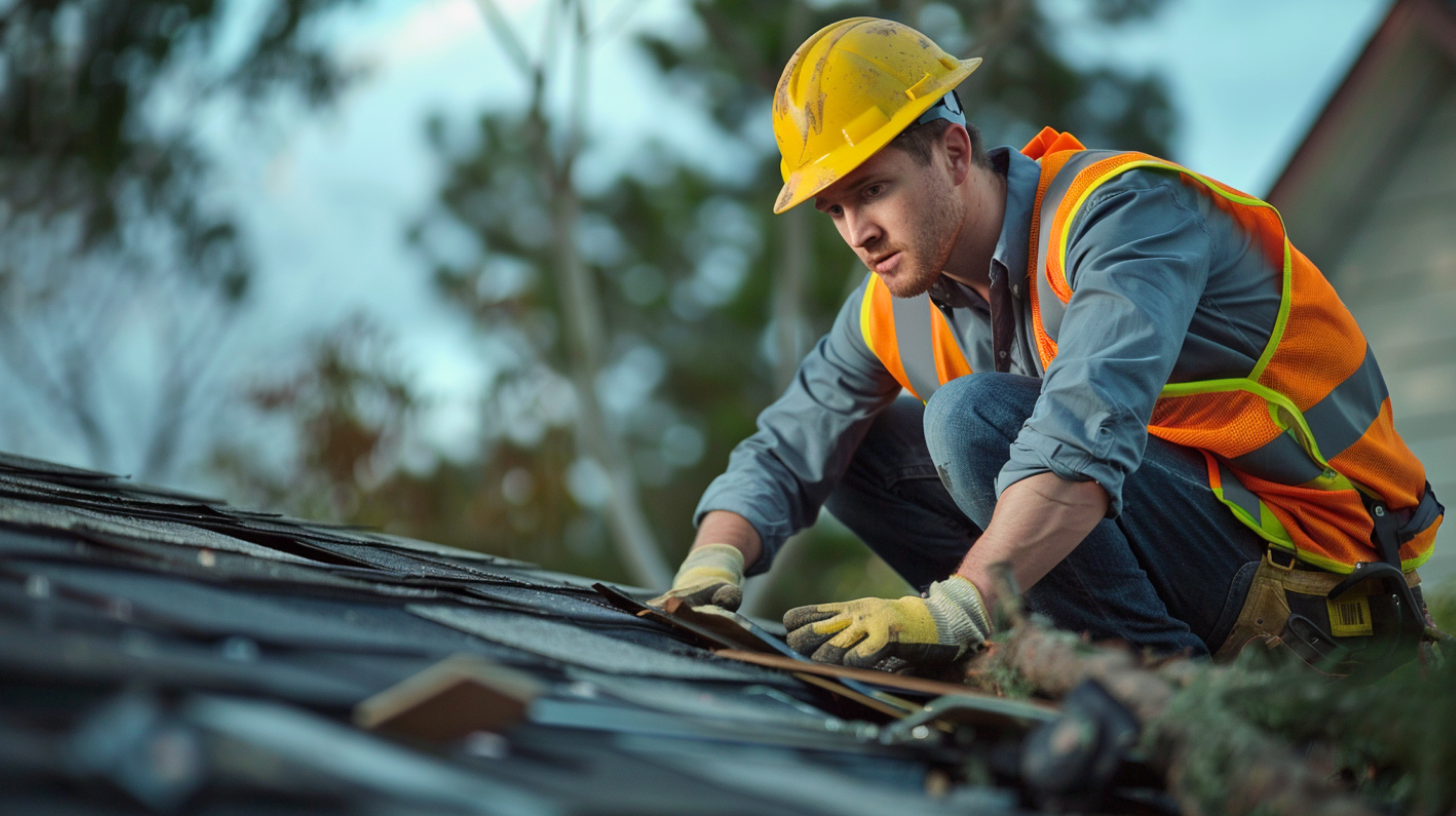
[1214,492,1435,680]
[1212,547,1424,676]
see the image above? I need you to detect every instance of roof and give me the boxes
[0,451,1085,815]
[1265,0,1456,260]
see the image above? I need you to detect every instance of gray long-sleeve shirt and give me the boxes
[697,146,1282,575]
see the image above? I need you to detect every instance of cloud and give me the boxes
[346,0,539,68]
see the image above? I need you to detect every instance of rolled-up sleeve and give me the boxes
[695,276,902,574]
[996,172,1211,516]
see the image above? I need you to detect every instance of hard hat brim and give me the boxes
[772,58,981,215]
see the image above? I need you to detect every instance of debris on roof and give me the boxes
[2,450,1450,815]
[0,451,1041,814]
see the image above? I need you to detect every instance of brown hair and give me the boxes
[888,120,990,169]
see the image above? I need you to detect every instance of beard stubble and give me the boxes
[873,175,965,299]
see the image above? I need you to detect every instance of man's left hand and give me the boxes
[782,576,992,668]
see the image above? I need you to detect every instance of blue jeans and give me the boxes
[822,373,1265,656]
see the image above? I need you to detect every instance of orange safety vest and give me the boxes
[859,127,1440,573]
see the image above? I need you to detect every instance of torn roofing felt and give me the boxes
[0,452,1055,815]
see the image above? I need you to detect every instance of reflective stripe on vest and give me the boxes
[858,272,971,402]
[1025,131,1440,573]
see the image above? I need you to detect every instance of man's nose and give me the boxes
[844,209,882,249]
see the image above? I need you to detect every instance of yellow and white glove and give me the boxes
[783,575,992,668]
[647,543,745,611]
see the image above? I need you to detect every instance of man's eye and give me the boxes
[828,204,843,217]
[863,184,884,199]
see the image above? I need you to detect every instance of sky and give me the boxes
[1047,0,1390,194]
[211,0,1393,461]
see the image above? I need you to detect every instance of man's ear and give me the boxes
[940,124,973,186]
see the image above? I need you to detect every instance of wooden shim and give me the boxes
[354,654,543,743]
[791,672,911,720]
[716,648,1058,715]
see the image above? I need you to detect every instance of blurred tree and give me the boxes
[211,318,418,523]
[213,316,634,582]
[400,0,1179,608]
[0,0,360,481]
[436,0,676,587]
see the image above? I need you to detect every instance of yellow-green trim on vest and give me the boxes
[858,273,960,403]
[1157,377,1362,489]
[1213,458,1295,546]
[1055,159,1295,382]
[859,279,879,360]
[1211,455,1432,573]
[1044,158,1427,573]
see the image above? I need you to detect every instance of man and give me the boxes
[650,18,1441,672]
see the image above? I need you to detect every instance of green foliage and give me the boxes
[1157,642,1456,814]
[0,0,361,479]
[211,316,640,583]
[1427,573,1456,633]
[1152,662,1319,815]
[0,0,361,290]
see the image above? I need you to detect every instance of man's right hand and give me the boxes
[782,575,992,668]
[648,543,745,611]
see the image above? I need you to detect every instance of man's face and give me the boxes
[812,143,963,299]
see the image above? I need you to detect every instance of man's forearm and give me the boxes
[694,510,764,572]
[955,472,1108,607]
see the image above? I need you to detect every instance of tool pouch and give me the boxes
[1213,549,1423,678]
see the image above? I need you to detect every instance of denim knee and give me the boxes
[923,373,1041,523]
[924,374,1038,466]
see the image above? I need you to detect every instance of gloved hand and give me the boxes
[647,543,745,611]
[783,575,991,668]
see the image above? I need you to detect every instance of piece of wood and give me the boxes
[354,654,543,743]
[714,648,1059,714]
[791,672,910,720]
[593,582,754,651]
[661,597,776,652]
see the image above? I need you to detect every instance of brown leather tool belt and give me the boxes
[1213,548,1423,673]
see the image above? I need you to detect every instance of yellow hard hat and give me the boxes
[771,17,981,214]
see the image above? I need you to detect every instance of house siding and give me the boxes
[1322,72,1456,583]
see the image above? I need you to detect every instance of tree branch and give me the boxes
[475,0,534,79]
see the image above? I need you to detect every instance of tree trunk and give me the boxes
[549,0,671,588]
[552,179,671,587]
[741,1,814,618]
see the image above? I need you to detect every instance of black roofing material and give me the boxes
[11,561,486,654]
[407,604,787,682]
[0,496,325,564]
[0,620,389,706]
[0,452,1091,814]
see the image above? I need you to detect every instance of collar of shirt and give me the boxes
[993,146,1040,291]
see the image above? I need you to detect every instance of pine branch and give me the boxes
[991,623,1379,816]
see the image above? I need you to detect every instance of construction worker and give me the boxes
[650,18,1441,674]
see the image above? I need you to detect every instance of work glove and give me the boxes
[783,576,991,668]
[647,543,745,611]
